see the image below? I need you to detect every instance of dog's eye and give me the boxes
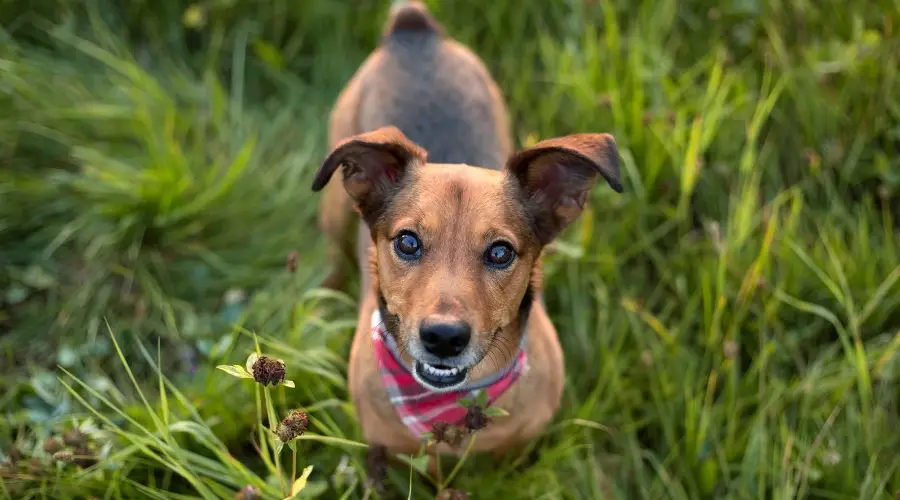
[484,242,515,269]
[394,231,422,260]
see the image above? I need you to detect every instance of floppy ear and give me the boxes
[505,133,622,245]
[311,126,427,226]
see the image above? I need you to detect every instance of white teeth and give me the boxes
[422,363,462,378]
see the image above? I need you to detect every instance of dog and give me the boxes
[311,0,623,469]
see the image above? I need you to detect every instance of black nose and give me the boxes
[419,319,471,358]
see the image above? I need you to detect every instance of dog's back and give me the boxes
[354,1,512,168]
[320,1,513,289]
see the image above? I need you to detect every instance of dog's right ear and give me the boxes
[505,133,622,245]
[311,126,427,225]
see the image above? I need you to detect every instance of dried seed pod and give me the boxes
[432,422,466,448]
[464,405,489,432]
[62,428,86,447]
[6,446,23,465]
[430,421,450,443]
[436,488,469,500]
[286,251,299,273]
[251,356,286,386]
[42,438,64,454]
[276,409,309,442]
[234,485,261,500]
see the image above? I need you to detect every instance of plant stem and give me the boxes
[444,433,477,486]
[254,385,277,473]
[433,443,444,488]
[263,386,287,495]
[292,446,298,485]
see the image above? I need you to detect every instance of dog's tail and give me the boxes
[382,0,445,38]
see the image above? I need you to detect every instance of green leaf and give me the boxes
[245,352,260,373]
[547,239,584,259]
[483,407,509,417]
[215,364,253,379]
[475,390,489,407]
[21,265,57,289]
[396,454,430,475]
[5,285,28,304]
[57,346,79,368]
[182,4,207,29]
[253,39,285,71]
[699,457,718,494]
[458,396,476,408]
[281,379,296,389]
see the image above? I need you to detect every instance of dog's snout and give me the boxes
[419,318,471,358]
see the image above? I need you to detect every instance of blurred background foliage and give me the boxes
[1,0,899,498]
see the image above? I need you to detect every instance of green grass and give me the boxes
[1,0,899,498]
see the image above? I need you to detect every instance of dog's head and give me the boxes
[312,126,622,391]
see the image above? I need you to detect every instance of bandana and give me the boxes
[370,309,529,439]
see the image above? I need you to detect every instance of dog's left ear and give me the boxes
[311,126,427,226]
[505,133,623,245]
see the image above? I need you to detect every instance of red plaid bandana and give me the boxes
[370,310,528,440]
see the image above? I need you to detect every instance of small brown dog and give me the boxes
[311,1,622,466]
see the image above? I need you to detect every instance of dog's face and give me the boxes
[312,127,622,391]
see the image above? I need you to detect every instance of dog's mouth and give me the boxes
[413,361,469,391]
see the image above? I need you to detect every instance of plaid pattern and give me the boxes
[370,310,528,439]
